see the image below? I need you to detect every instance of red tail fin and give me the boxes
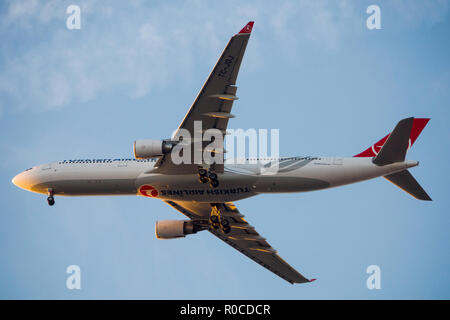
[238,21,254,34]
[354,118,430,157]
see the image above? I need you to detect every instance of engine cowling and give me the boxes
[155,220,198,239]
[133,139,172,159]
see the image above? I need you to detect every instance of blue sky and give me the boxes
[0,0,449,299]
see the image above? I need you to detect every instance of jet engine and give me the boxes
[133,139,173,159]
[155,220,200,239]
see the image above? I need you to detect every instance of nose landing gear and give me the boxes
[47,189,55,206]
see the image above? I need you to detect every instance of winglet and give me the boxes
[238,21,254,34]
[309,278,317,283]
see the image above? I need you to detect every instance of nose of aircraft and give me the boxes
[12,171,26,189]
[12,170,35,191]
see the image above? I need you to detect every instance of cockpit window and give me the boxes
[25,168,32,171]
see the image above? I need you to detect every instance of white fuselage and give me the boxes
[12,156,418,202]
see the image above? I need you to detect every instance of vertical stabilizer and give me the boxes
[372,117,414,165]
[354,118,429,158]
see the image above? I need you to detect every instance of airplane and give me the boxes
[12,21,431,284]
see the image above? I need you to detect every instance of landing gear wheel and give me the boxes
[198,168,220,188]
[210,215,219,224]
[222,225,231,234]
[208,172,217,180]
[47,188,55,206]
[220,219,230,227]
[210,179,219,188]
[198,168,209,184]
[47,197,55,206]
[209,214,220,229]
[199,176,209,184]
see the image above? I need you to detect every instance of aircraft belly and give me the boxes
[32,178,137,196]
[28,165,143,196]
[248,158,408,193]
[254,175,330,193]
[270,158,410,190]
[300,159,409,188]
[135,171,258,202]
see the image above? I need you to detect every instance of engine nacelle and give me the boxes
[133,139,172,159]
[155,220,198,240]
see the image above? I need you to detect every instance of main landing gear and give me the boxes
[198,167,219,188]
[47,189,55,206]
[209,204,231,234]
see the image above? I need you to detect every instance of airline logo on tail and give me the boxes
[354,118,429,157]
[371,138,412,155]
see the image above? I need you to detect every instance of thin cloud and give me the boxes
[0,0,447,116]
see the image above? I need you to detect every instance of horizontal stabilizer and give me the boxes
[384,169,432,201]
[373,117,414,165]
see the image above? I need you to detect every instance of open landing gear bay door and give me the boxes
[154,22,255,174]
[164,200,313,284]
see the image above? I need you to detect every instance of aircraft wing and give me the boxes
[154,22,254,174]
[164,200,313,284]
